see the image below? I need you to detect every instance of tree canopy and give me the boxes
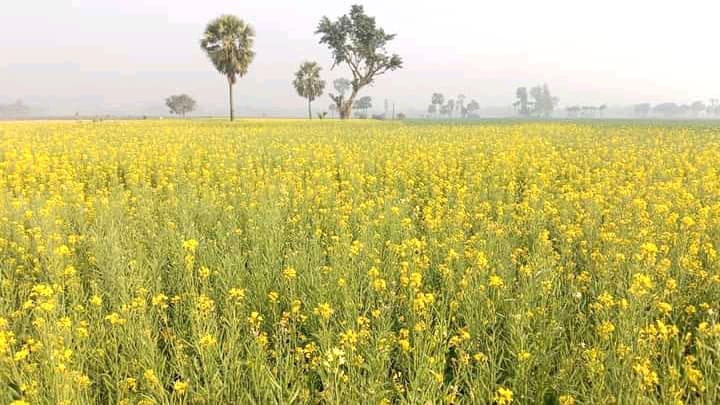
[514,87,530,116]
[316,5,402,118]
[333,78,351,97]
[514,84,557,117]
[466,100,480,117]
[165,94,197,117]
[353,96,372,111]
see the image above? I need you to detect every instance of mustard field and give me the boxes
[1,120,719,404]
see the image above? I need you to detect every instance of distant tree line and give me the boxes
[565,105,607,118]
[0,100,30,118]
[633,100,720,118]
[426,93,479,119]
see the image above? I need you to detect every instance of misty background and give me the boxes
[2,0,720,117]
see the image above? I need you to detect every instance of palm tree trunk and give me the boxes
[228,78,234,121]
[308,99,312,120]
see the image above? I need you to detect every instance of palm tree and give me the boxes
[292,61,326,119]
[200,15,255,121]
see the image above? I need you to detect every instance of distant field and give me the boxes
[1,120,719,404]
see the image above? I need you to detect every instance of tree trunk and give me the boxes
[339,89,359,119]
[339,103,352,119]
[228,78,234,122]
[308,99,312,119]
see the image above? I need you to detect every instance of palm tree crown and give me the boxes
[293,61,326,119]
[201,15,255,84]
[293,62,325,101]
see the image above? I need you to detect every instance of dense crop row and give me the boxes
[1,120,719,404]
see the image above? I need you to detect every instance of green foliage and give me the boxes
[515,84,557,118]
[634,103,651,118]
[431,93,445,108]
[316,5,402,118]
[200,15,255,84]
[333,78,351,97]
[293,61,326,102]
[352,96,372,110]
[165,94,197,117]
[530,84,557,117]
[466,100,480,116]
[514,87,530,116]
[329,78,352,114]
[293,61,326,119]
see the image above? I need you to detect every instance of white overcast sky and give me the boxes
[2,0,719,115]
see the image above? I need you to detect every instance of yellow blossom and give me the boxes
[314,303,334,320]
[489,275,505,288]
[173,380,189,394]
[494,387,513,405]
[283,266,297,280]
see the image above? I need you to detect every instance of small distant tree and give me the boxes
[440,104,450,117]
[598,104,607,117]
[0,99,30,117]
[581,106,598,118]
[566,105,581,118]
[690,100,706,117]
[529,86,543,113]
[329,78,351,114]
[653,102,682,118]
[329,103,337,118]
[513,87,530,116]
[633,103,651,118]
[431,93,444,118]
[466,100,480,117]
[200,15,255,121]
[165,94,197,117]
[457,94,466,118]
[293,61,326,119]
[530,84,556,117]
[709,99,720,116]
[353,96,372,117]
[446,99,456,118]
[427,104,437,117]
[316,5,403,119]
[397,112,406,120]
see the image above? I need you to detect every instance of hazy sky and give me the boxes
[2,0,719,116]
